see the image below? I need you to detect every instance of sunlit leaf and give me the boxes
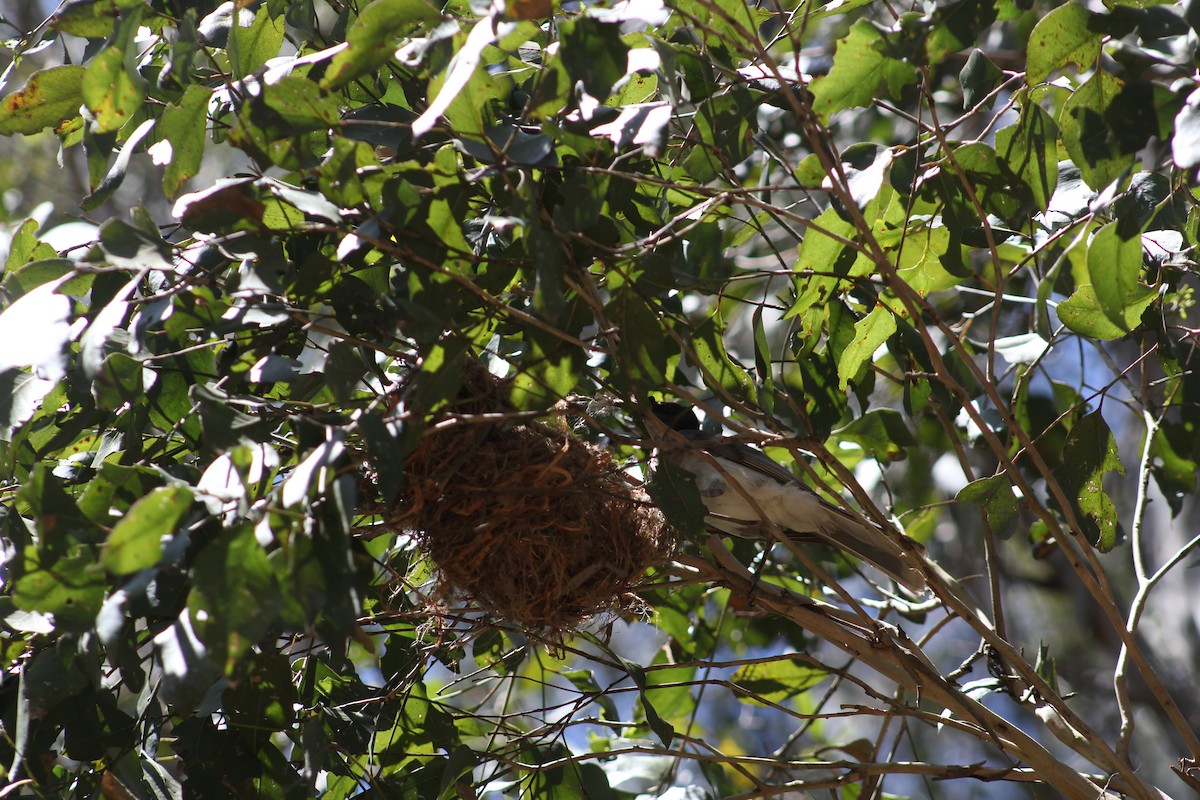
[0,65,87,135]
[1088,222,1151,331]
[81,46,145,133]
[837,305,895,389]
[1025,4,1101,86]
[104,486,194,574]
[732,657,830,705]
[159,84,213,197]
[323,0,443,90]
[811,21,918,122]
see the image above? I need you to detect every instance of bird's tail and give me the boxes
[810,504,927,593]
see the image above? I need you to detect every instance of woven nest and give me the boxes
[393,372,670,632]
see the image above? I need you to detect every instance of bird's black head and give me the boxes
[651,401,701,431]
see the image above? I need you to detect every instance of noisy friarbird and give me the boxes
[650,402,927,593]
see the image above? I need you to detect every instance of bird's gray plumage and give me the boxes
[650,402,927,592]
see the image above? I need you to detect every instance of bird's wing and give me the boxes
[700,437,808,487]
[689,433,928,592]
[667,429,926,592]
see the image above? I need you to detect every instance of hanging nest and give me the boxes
[392,369,671,632]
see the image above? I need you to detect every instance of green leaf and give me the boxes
[77,463,164,526]
[945,142,1033,223]
[996,100,1059,213]
[81,46,146,133]
[509,342,583,412]
[0,65,87,135]
[4,219,58,273]
[191,526,283,670]
[895,220,956,294]
[836,408,914,462]
[229,6,286,79]
[103,486,194,574]
[1060,411,1123,551]
[606,290,666,391]
[731,657,829,706]
[559,17,629,100]
[1057,284,1154,340]
[1088,222,1151,331]
[1151,422,1197,516]
[323,0,443,90]
[563,668,619,721]
[159,85,213,197]
[956,474,1020,539]
[960,49,1003,109]
[646,461,706,537]
[925,0,998,63]
[788,209,868,318]
[837,305,895,390]
[692,0,765,49]
[412,16,498,138]
[51,0,121,37]
[644,663,696,725]
[1059,70,1135,190]
[1025,3,1102,85]
[14,547,106,632]
[258,76,342,134]
[692,315,753,398]
[811,21,918,122]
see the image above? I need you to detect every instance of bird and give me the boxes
[649,401,927,593]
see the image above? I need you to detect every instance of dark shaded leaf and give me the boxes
[605,289,666,391]
[1059,411,1123,551]
[837,408,914,462]
[559,17,629,100]
[82,118,157,211]
[996,100,1059,213]
[956,474,1020,539]
[457,124,557,167]
[961,49,1003,109]
[173,179,266,232]
[646,461,706,537]
[1059,70,1136,190]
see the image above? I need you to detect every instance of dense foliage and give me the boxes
[2,0,1200,797]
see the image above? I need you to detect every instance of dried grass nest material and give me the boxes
[394,412,671,631]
